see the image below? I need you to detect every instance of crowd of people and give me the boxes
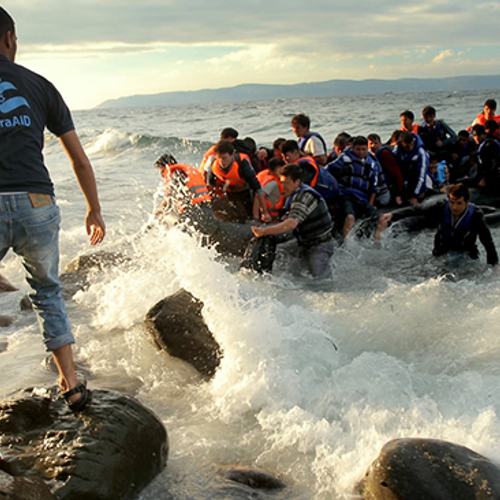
[158,103,500,277]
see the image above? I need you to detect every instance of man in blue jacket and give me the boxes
[394,131,430,206]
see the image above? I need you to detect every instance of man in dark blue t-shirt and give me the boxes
[0,7,106,412]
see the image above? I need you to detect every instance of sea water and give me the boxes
[1,90,500,499]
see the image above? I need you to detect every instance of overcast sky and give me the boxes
[5,0,500,109]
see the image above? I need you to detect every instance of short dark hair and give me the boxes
[268,157,285,172]
[280,139,300,155]
[485,119,499,133]
[367,133,381,142]
[449,183,470,202]
[388,130,401,144]
[220,127,238,140]
[400,131,415,145]
[273,137,286,149]
[457,129,469,139]
[291,114,310,128]
[484,99,497,111]
[334,132,351,147]
[400,110,414,121]
[422,105,436,117]
[352,136,368,147]
[281,163,302,181]
[154,153,177,167]
[0,7,14,38]
[214,140,235,156]
[472,124,486,136]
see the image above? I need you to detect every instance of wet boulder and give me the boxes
[0,388,168,500]
[360,437,500,500]
[0,315,14,328]
[64,250,130,273]
[221,467,286,490]
[143,289,222,378]
[0,469,56,500]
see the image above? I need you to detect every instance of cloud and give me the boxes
[432,50,454,64]
[5,0,500,109]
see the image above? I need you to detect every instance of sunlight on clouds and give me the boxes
[433,50,454,64]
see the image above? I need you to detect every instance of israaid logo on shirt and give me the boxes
[0,78,30,114]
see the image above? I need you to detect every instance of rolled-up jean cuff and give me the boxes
[45,333,75,352]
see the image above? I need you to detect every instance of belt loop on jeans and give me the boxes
[10,194,17,211]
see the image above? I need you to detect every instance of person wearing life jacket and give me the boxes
[433,183,498,265]
[467,99,500,132]
[199,127,239,175]
[394,131,430,206]
[256,157,285,221]
[328,136,378,240]
[247,163,334,277]
[291,113,328,166]
[418,105,457,160]
[281,139,338,205]
[155,154,211,215]
[154,153,255,255]
[399,110,420,134]
[446,129,478,183]
[368,133,405,205]
[470,122,500,194]
[205,140,269,223]
[327,132,352,163]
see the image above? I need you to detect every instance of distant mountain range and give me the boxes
[96,75,500,109]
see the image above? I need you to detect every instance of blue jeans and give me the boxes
[0,193,74,351]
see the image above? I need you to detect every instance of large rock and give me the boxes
[0,388,168,500]
[221,467,285,489]
[361,437,500,500]
[143,289,222,378]
[0,469,56,500]
[0,315,14,328]
[64,251,129,274]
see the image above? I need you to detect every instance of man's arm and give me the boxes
[59,130,105,245]
[252,217,298,237]
[476,212,499,266]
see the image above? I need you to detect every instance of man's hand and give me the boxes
[252,226,266,238]
[86,210,105,245]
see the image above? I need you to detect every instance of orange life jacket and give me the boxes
[199,145,216,174]
[401,123,420,133]
[256,169,284,219]
[162,163,211,206]
[297,155,320,187]
[473,113,500,126]
[211,152,251,192]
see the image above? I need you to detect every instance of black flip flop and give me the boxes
[63,382,92,412]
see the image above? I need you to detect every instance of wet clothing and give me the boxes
[242,184,333,277]
[162,164,211,211]
[433,202,498,265]
[285,184,333,244]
